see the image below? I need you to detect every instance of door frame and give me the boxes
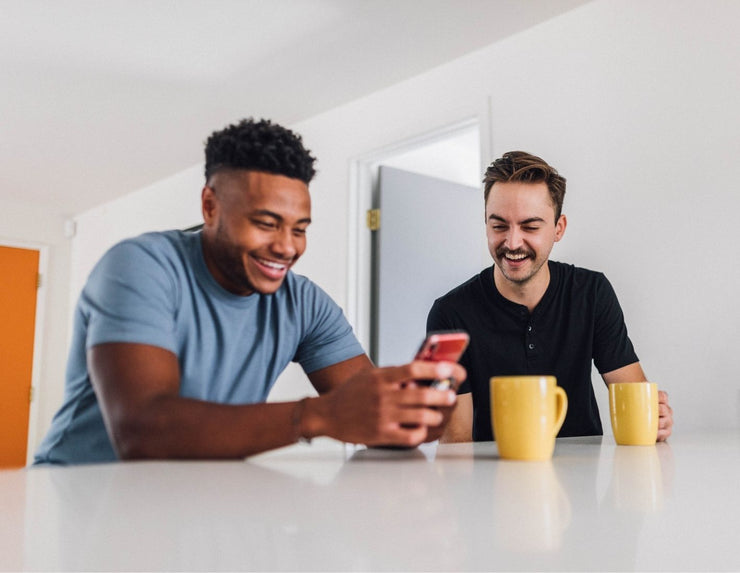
[346,115,489,352]
[0,238,48,465]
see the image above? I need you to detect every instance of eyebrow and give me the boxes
[487,214,546,225]
[252,209,312,225]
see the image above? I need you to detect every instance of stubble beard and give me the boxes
[494,247,546,286]
[209,221,256,294]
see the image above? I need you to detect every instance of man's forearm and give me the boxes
[91,343,465,459]
[106,397,305,460]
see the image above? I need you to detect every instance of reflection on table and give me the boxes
[0,432,738,571]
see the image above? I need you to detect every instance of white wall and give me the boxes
[68,165,204,304]
[57,0,740,441]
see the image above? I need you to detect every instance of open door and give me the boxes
[373,166,485,366]
[0,245,40,467]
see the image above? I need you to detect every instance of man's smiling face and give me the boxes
[485,181,566,286]
[201,170,311,296]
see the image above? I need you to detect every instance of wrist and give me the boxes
[291,398,310,444]
[299,395,330,441]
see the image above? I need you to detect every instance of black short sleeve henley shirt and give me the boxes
[426,261,639,441]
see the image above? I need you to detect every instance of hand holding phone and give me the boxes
[413,330,469,390]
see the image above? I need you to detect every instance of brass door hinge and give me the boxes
[29,386,35,403]
[366,208,380,231]
[37,273,42,289]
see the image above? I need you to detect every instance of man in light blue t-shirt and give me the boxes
[35,118,464,465]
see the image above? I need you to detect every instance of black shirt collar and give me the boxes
[485,261,561,318]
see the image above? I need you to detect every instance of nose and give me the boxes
[271,227,298,259]
[504,227,524,250]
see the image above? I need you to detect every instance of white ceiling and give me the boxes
[0,0,589,217]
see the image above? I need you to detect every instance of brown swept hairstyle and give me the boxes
[483,151,567,220]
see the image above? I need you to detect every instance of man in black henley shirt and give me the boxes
[427,151,673,443]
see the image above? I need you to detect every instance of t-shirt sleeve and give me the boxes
[426,298,454,333]
[293,283,365,373]
[81,239,178,353]
[592,273,639,374]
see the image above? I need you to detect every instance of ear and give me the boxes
[554,214,567,242]
[201,186,218,225]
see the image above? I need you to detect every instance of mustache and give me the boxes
[496,247,535,259]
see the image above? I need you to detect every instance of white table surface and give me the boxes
[2,431,739,572]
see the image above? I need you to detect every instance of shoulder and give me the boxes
[117,230,194,258]
[102,230,190,261]
[88,231,195,296]
[98,230,195,272]
[277,272,340,316]
[279,273,358,352]
[549,261,621,314]
[427,268,491,329]
[550,261,608,290]
[281,271,328,299]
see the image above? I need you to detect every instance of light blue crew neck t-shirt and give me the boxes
[34,230,364,465]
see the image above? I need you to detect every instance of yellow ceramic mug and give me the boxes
[608,382,659,445]
[490,376,568,461]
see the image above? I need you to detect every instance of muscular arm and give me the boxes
[89,343,306,459]
[307,353,374,394]
[601,361,673,441]
[90,343,463,460]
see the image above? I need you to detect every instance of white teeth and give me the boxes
[258,258,286,270]
[505,253,527,260]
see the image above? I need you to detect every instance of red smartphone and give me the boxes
[413,330,469,390]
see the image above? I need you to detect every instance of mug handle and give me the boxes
[552,386,568,437]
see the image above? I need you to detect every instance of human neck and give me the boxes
[493,262,551,313]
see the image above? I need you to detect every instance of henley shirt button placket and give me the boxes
[525,322,537,364]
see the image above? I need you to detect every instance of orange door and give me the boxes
[0,245,40,468]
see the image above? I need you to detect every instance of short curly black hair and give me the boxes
[204,118,317,183]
